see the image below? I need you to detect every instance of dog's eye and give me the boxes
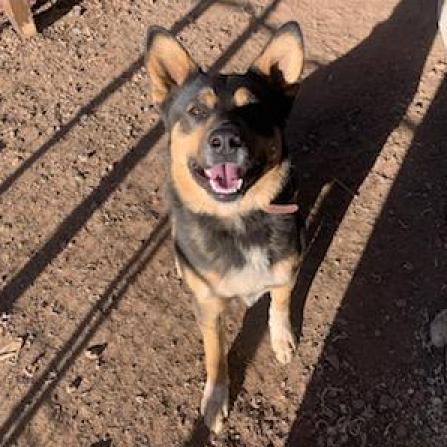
[187,104,208,118]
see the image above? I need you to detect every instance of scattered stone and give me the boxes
[430,310,447,348]
[395,424,408,439]
[396,298,406,308]
[326,354,340,371]
[85,343,107,360]
[135,392,147,404]
[66,376,83,394]
[352,399,365,410]
[379,394,395,410]
[90,438,112,447]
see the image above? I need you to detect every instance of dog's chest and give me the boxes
[214,246,288,304]
[172,204,298,303]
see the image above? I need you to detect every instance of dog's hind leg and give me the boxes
[269,280,297,364]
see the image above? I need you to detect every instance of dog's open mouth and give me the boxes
[189,159,245,200]
[189,158,264,201]
[204,163,243,195]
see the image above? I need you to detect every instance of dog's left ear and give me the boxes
[250,22,304,94]
[145,26,198,104]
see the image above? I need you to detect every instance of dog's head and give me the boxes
[145,22,304,216]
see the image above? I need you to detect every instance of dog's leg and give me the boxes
[182,264,228,433]
[194,296,229,433]
[269,281,297,364]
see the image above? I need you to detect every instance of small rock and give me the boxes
[379,394,395,410]
[135,392,147,404]
[66,376,82,394]
[90,438,112,447]
[352,399,365,410]
[85,343,107,360]
[396,299,406,308]
[326,354,340,371]
[77,154,89,163]
[431,397,443,406]
[430,310,447,348]
[395,424,407,438]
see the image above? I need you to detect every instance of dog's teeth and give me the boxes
[209,178,243,194]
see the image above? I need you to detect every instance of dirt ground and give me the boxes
[0,0,446,446]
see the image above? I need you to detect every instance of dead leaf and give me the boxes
[0,337,23,364]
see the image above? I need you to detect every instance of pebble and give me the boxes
[326,354,340,371]
[66,376,82,394]
[395,424,407,438]
[430,309,447,348]
[85,343,107,359]
[396,298,406,308]
[352,399,365,410]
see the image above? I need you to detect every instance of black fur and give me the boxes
[169,185,305,275]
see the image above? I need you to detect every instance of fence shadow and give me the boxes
[0,0,82,35]
[0,216,170,446]
[33,0,83,32]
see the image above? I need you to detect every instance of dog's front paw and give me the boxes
[200,381,229,434]
[270,325,296,364]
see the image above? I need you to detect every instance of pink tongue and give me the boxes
[205,163,241,190]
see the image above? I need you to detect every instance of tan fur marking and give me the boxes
[270,281,295,312]
[198,87,218,109]
[239,160,289,212]
[272,254,300,280]
[179,257,222,300]
[170,120,226,214]
[233,87,255,107]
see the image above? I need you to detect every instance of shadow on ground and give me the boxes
[33,0,84,32]
[0,0,83,35]
[288,74,447,446]
[283,0,445,445]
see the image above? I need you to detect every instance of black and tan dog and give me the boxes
[145,22,305,433]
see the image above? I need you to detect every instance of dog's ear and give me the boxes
[250,22,304,94]
[145,27,198,104]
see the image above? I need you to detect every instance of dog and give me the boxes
[144,21,306,433]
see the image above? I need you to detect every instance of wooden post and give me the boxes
[2,0,37,38]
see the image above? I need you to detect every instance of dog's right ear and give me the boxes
[145,27,198,104]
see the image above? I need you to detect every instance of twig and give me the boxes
[333,177,358,197]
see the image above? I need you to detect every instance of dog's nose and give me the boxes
[208,126,244,155]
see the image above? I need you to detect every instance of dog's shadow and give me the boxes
[183,0,439,444]
[235,0,439,403]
